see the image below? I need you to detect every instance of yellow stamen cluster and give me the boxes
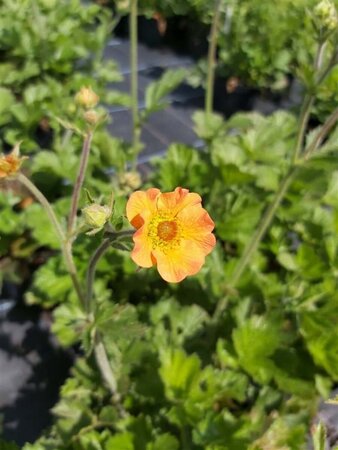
[148,214,182,251]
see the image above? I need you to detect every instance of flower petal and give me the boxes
[153,239,211,283]
[178,204,215,239]
[131,225,154,268]
[157,187,202,216]
[126,188,160,228]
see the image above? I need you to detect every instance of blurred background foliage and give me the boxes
[0,0,338,449]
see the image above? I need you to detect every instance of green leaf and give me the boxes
[193,111,224,141]
[95,303,145,344]
[146,434,179,450]
[25,256,73,307]
[233,316,281,384]
[144,68,187,116]
[0,88,15,114]
[150,298,208,345]
[52,302,87,346]
[312,422,327,450]
[159,349,201,402]
[300,294,338,379]
[105,433,134,450]
[156,143,207,191]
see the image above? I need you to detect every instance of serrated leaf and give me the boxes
[193,110,224,141]
[144,68,186,116]
[52,302,87,346]
[233,316,281,384]
[159,349,201,402]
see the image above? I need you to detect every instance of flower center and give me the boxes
[157,220,178,241]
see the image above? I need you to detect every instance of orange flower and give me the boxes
[0,144,27,179]
[126,187,216,283]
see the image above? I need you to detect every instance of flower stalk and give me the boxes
[213,35,338,322]
[17,173,85,306]
[86,237,112,314]
[68,131,93,235]
[205,0,222,117]
[130,0,141,168]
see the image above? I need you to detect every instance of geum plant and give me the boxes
[1,0,338,449]
[0,83,217,448]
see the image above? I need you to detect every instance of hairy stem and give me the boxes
[68,131,93,235]
[86,238,112,313]
[291,39,332,165]
[86,233,133,415]
[94,331,125,418]
[17,173,85,305]
[130,0,140,168]
[303,108,338,160]
[205,0,222,117]
[291,94,314,164]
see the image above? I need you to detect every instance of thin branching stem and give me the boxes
[17,173,85,306]
[130,0,140,168]
[213,169,297,322]
[304,108,338,160]
[205,0,222,117]
[213,39,338,322]
[68,131,93,235]
[291,40,330,165]
[86,234,131,416]
[86,238,112,314]
[94,330,126,417]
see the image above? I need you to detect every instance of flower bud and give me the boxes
[75,86,99,109]
[82,204,111,229]
[83,109,100,125]
[0,143,27,179]
[314,0,338,31]
[119,171,142,190]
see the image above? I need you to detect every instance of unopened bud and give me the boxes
[0,143,27,179]
[119,171,142,190]
[83,110,100,125]
[314,0,338,31]
[82,204,111,229]
[75,86,99,109]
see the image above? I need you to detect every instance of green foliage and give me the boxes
[217,0,317,89]
[3,106,337,449]
[312,422,327,450]
[0,0,122,150]
[142,68,187,121]
[0,440,19,450]
[1,1,338,449]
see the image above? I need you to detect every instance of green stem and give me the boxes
[94,331,126,417]
[17,173,85,305]
[291,94,314,164]
[68,131,93,235]
[317,45,338,85]
[291,40,328,165]
[205,0,222,117]
[86,229,134,313]
[130,0,140,168]
[212,40,337,322]
[86,238,112,314]
[304,108,338,160]
[86,233,133,415]
[213,169,297,321]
